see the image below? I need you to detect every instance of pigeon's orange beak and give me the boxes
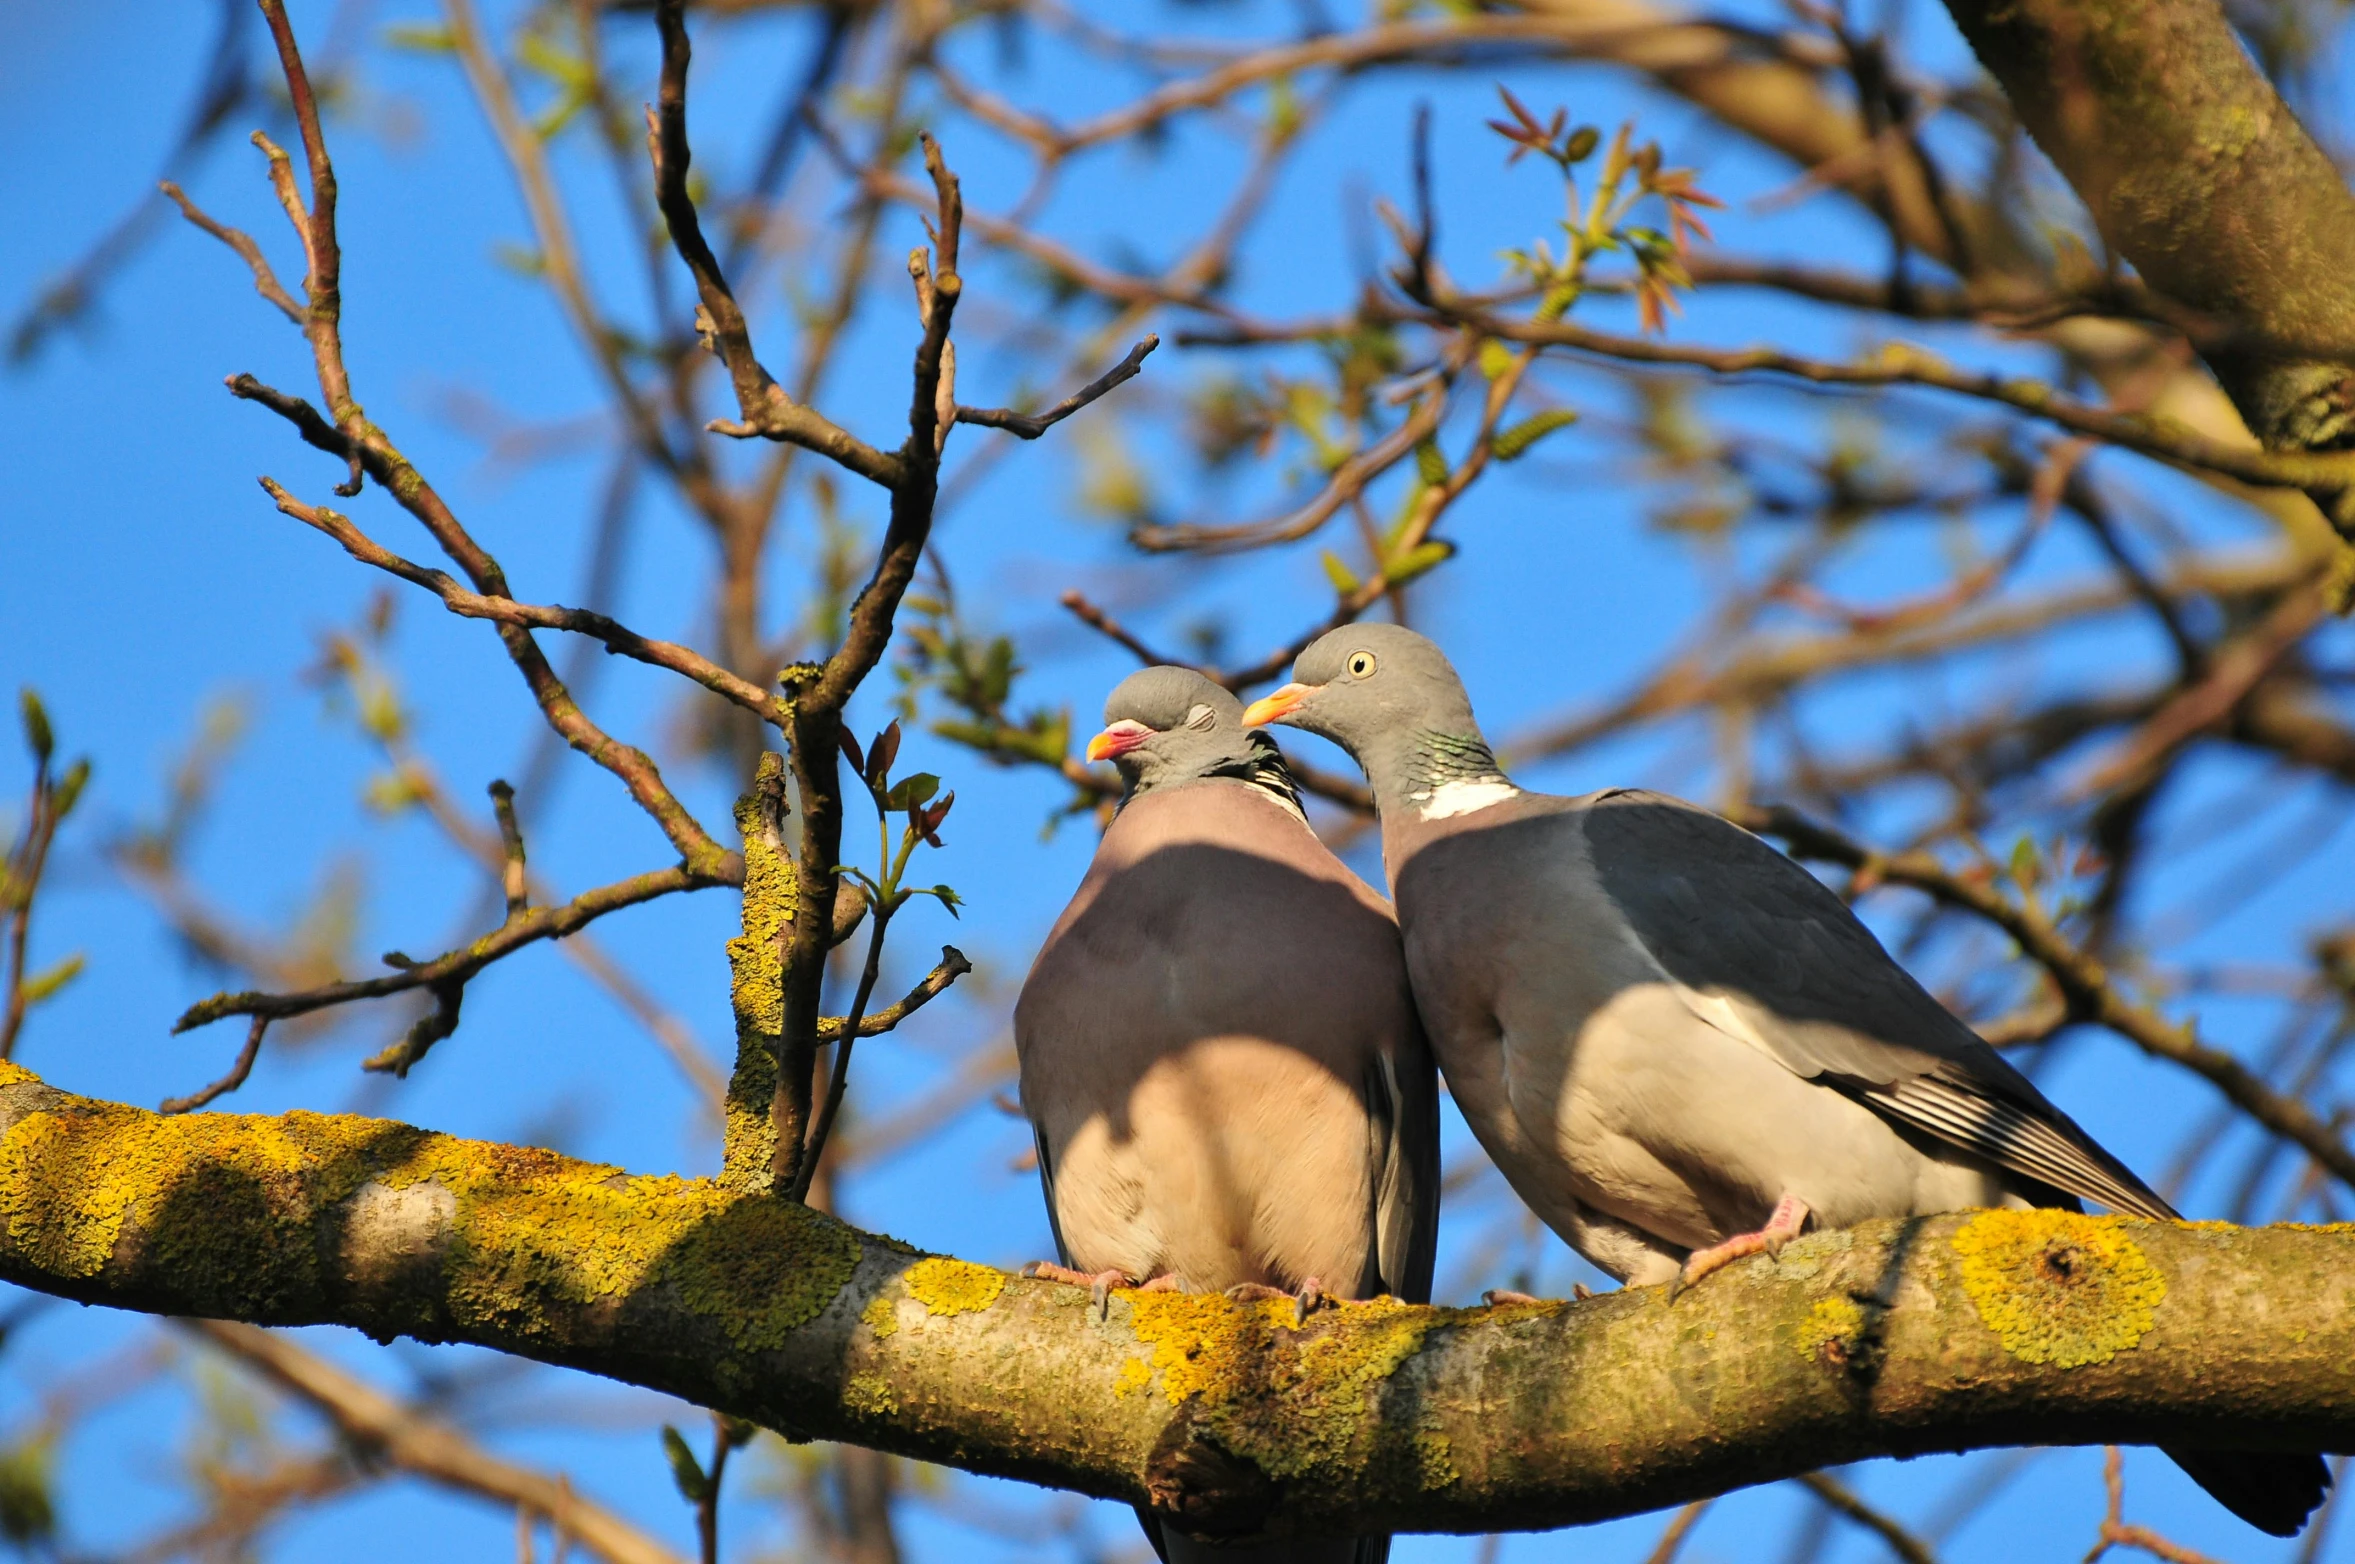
[1241,683,1315,728]
[1085,720,1153,762]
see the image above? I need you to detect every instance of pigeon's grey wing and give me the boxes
[1581,789,2175,1222]
[1366,1043,1441,1305]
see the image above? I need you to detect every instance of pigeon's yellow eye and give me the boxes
[1346,650,1378,679]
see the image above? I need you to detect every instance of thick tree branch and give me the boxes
[0,1062,2349,1542]
[1941,0,2355,477]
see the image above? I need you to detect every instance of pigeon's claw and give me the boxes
[1670,1195,1812,1300]
[1481,1288,1546,1307]
[1021,1260,1140,1320]
[1223,1278,1331,1325]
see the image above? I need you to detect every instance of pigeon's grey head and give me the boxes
[1240,625,1478,754]
[1241,625,1506,814]
[1088,666,1296,803]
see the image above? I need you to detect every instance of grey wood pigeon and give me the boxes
[1243,623,2327,1538]
[1017,665,1439,1564]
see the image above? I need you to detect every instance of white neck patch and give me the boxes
[1410,776,1520,821]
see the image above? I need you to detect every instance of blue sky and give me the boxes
[3,1,2350,1559]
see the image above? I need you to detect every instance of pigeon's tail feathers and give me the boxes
[2164,1446,2332,1537]
[1144,1517,1384,1564]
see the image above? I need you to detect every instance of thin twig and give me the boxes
[160,1016,267,1114]
[2085,1447,2229,1564]
[171,864,722,1059]
[159,181,302,323]
[256,476,788,727]
[231,9,736,880]
[645,0,899,485]
[1453,307,2355,500]
[1642,1500,1713,1564]
[790,912,891,1202]
[1797,1471,1940,1564]
[1058,590,1188,669]
[955,336,1159,438]
[187,1320,685,1564]
[490,781,529,920]
[815,945,972,1044]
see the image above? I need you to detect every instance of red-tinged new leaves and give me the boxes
[1488,86,1572,167]
[871,720,902,782]
[838,728,866,779]
[917,791,955,848]
[1488,87,1604,174]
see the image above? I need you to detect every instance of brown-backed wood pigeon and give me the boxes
[1017,665,1439,1564]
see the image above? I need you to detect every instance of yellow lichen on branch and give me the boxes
[903,1256,1006,1316]
[0,1063,855,1371]
[1952,1209,2165,1368]
[722,754,796,1192]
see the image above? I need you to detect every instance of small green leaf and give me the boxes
[515,32,592,90]
[926,884,963,918]
[20,953,83,1006]
[884,772,940,810]
[1383,540,1455,587]
[491,241,547,278]
[17,691,51,765]
[362,771,422,816]
[1266,74,1300,140]
[1564,125,1600,163]
[661,1425,710,1504]
[0,1433,53,1546]
[1492,407,1581,462]
[1414,438,1449,487]
[1477,339,1516,381]
[980,637,1016,707]
[50,757,90,819]
[382,21,457,52]
[2008,834,2041,890]
[1318,550,1360,595]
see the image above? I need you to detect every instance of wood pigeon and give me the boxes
[1017,665,1440,1564]
[1243,622,2327,1538]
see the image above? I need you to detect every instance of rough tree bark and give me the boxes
[1519,0,2355,554]
[3,1057,2348,1541]
[1942,0,2355,478]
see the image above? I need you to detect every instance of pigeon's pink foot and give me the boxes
[1225,1276,1330,1325]
[1482,1288,1547,1307]
[1671,1195,1812,1299]
[1021,1260,1168,1318]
